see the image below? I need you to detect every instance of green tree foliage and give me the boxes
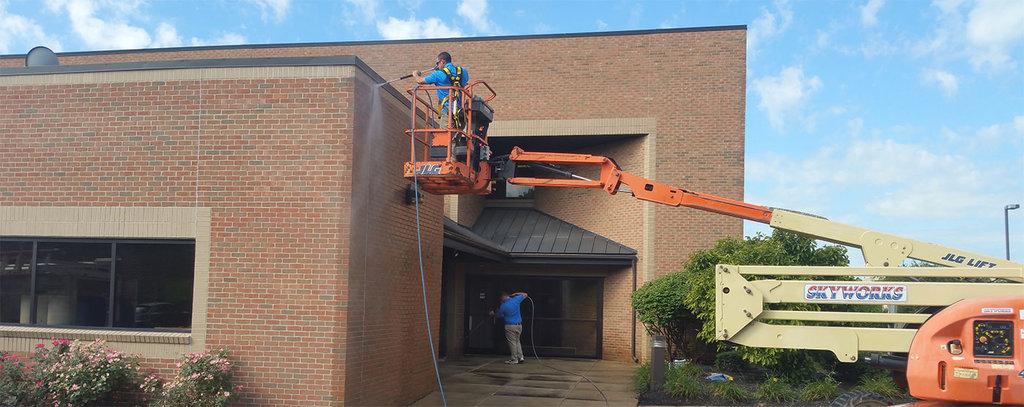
[631,272,692,358]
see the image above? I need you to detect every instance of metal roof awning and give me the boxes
[443,208,637,266]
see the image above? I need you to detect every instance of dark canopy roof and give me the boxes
[443,207,636,265]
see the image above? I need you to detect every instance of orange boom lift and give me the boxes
[402,84,1023,406]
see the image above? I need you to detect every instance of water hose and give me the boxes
[525,296,609,406]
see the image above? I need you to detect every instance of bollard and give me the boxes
[650,335,667,392]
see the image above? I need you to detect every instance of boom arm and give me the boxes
[504,147,1021,272]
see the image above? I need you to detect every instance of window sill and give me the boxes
[0,325,191,345]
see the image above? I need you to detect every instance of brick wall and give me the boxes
[344,73,444,406]
[1,29,747,284]
[0,65,443,406]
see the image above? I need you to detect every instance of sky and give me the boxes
[0,0,1022,263]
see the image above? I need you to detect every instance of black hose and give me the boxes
[526,296,609,406]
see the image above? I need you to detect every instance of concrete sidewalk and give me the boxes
[410,356,638,406]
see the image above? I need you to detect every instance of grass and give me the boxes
[799,376,840,401]
[754,376,798,402]
[856,370,905,398]
[709,380,748,402]
[664,364,704,399]
[633,362,651,393]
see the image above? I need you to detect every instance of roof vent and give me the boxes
[25,46,59,67]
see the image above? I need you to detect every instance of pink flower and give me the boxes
[36,344,45,349]
[70,384,80,391]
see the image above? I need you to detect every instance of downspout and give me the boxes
[631,257,639,363]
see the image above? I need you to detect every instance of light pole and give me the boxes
[1006,204,1020,260]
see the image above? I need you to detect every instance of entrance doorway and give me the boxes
[464,275,602,358]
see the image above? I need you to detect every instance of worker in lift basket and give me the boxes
[413,51,469,129]
[490,291,528,364]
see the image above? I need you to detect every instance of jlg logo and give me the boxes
[940,252,997,268]
[416,164,441,175]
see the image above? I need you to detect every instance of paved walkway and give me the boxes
[410,356,639,406]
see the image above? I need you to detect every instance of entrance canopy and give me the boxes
[443,207,636,266]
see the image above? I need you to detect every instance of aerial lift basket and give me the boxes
[403,81,496,195]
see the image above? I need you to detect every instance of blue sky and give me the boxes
[1,0,1022,263]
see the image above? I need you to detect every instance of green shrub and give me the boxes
[713,349,748,373]
[709,380,747,402]
[856,370,904,398]
[799,376,840,401]
[679,230,850,380]
[664,365,703,399]
[30,339,142,406]
[0,352,40,406]
[632,362,650,393]
[631,272,695,359]
[145,349,238,407]
[754,376,797,402]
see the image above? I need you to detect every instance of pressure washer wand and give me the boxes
[381,67,437,86]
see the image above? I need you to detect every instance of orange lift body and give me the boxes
[906,297,1023,405]
[402,81,496,195]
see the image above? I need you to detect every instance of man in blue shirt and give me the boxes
[413,51,469,128]
[490,291,528,364]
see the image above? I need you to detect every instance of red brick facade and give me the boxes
[0,27,745,405]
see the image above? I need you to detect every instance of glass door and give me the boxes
[463,275,602,358]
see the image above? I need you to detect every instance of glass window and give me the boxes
[0,238,194,331]
[35,242,112,327]
[114,244,194,329]
[0,241,33,324]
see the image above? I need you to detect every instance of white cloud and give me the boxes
[376,16,463,40]
[150,22,182,48]
[920,0,1024,71]
[46,0,244,51]
[457,0,496,34]
[748,0,792,56]
[344,0,378,22]
[752,66,823,132]
[749,138,1016,219]
[246,0,291,23]
[921,68,959,97]
[55,0,152,49]
[596,19,608,30]
[965,0,1024,70]
[1014,116,1024,135]
[190,33,247,47]
[0,2,63,53]
[860,0,885,27]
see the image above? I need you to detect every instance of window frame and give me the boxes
[0,236,196,332]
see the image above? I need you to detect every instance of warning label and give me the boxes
[981,307,1013,314]
[804,284,907,302]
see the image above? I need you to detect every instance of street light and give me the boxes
[1006,204,1020,260]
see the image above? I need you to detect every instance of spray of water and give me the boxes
[358,80,447,406]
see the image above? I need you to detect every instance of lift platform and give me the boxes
[403,81,496,195]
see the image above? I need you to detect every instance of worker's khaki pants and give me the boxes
[505,324,524,361]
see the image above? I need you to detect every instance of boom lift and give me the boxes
[402,85,1023,405]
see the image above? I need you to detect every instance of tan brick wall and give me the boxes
[0,65,443,406]
[344,73,444,406]
[1,31,747,281]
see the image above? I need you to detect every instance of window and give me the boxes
[0,238,194,331]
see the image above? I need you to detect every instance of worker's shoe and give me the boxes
[504,359,518,365]
[518,359,525,364]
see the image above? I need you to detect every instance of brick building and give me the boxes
[0,26,745,405]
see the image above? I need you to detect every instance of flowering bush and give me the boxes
[30,339,142,406]
[145,349,238,407]
[0,352,41,406]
